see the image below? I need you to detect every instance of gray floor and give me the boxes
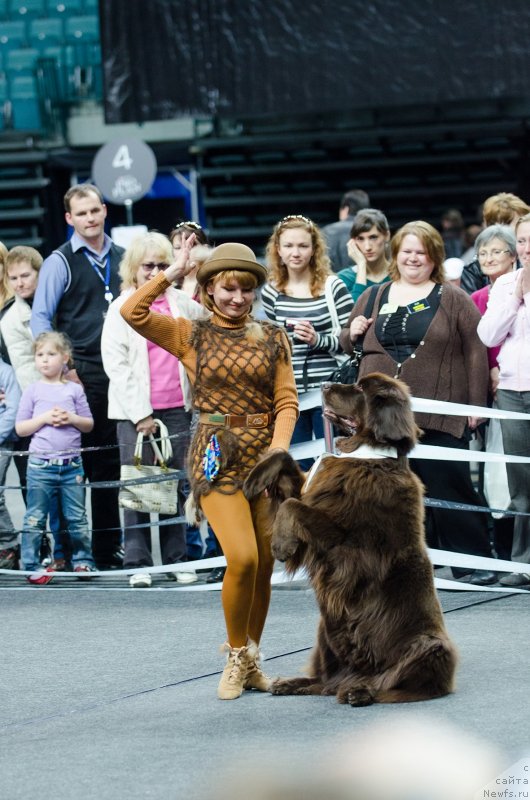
[2,464,529,799]
[0,580,528,800]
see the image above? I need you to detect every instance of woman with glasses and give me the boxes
[262,215,353,468]
[101,232,208,588]
[478,214,530,586]
[471,226,517,563]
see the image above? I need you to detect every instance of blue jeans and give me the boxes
[290,407,324,471]
[21,457,94,571]
[0,441,16,549]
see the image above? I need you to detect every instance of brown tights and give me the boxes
[200,490,274,648]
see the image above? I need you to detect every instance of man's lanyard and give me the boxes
[83,250,113,303]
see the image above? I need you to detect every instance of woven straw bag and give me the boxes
[118,419,179,515]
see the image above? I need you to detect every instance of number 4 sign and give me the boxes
[92,138,157,205]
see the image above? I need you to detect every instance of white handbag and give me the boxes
[118,419,179,516]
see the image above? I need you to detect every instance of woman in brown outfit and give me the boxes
[121,236,298,699]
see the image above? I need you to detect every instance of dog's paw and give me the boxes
[270,678,292,695]
[243,449,304,502]
[271,535,298,563]
[337,687,374,707]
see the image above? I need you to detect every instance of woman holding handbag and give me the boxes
[261,215,353,468]
[120,237,298,701]
[101,232,209,588]
[339,220,496,586]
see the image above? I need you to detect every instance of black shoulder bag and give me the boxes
[327,285,379,384]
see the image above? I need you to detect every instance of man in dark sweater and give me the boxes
[31,184,124,570]
[322,189,370,272]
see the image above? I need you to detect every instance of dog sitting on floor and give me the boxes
[244,372,458,706]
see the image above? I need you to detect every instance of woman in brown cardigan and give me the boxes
[121,236,298,700]
[340,220,496,585]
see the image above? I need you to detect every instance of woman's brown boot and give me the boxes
[217,642,250,700]
[243,638,271,692]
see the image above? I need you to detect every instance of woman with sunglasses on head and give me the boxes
[120,236,298,700]
[101,232,209,588]
[262,215,353,468]
[169,221,210,302]
[168,221,226,582]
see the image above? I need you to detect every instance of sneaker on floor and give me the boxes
[74,564,98,579]
[173,570,198,584]
[129,572,152,588]
[27,567,55,586]
[0,546,19,570]
[498,572,530,587]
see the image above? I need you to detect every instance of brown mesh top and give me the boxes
[120,272,299,499]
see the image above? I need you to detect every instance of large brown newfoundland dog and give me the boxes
[244,373,458,706]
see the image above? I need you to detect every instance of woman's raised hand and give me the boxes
[164,232,197,284]
[347,240,367,277]
[515,264,530,300]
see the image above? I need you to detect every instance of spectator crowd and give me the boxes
[0,184,529,592]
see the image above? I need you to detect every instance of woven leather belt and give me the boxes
[199,412,272,429]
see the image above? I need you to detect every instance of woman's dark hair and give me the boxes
[169,221,209,246]
[350,208,390,238]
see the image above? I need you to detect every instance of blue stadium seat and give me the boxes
[9,74,41,129]
[0,0,8,19]
[65,14,99,41]
[83,0,98,9]
[30,18,64,48]
[0,21,27,47]
[11,0,46,16]
[0,72,7,102]
[43,43,75,66]
[6,47,40,73]
[47,0,84,15]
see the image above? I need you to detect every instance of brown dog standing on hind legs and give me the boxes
[243,372,458,706]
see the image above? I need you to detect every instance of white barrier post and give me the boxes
[322,387,335,454]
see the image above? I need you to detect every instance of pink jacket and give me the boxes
[477,271,530,391]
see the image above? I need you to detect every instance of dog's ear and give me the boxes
[364,379,420,455]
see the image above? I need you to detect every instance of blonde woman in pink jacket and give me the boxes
[477,212,530,587]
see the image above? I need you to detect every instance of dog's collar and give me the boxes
[303,446,398,492]
[337,444,398,460]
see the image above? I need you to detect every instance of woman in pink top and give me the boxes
[101,232,208,588]
[477,214,530,586]
[471,225,517,563]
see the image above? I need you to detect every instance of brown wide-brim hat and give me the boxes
[196,242,268,287]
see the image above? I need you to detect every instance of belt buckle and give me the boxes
[249,414,266,428]
[208,413,227,426]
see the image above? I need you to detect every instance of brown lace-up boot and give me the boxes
[243,638,271,692]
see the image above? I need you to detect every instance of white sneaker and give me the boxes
[174,570,198,584]
[129,572,152,588]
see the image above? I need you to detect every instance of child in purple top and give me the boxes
[16,332,96,584]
